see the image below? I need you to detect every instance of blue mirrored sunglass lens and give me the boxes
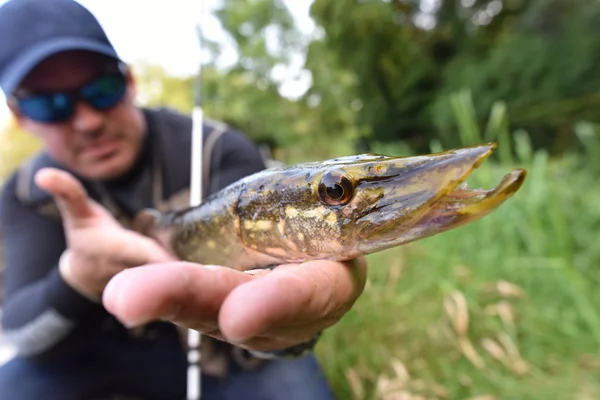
[19,93,74,122]
[81,75,126,109]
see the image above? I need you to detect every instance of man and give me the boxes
[0,0,367,399]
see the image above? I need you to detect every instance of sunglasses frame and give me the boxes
[8,61,129,123]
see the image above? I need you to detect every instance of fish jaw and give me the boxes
[355,144,526,255]
[388,168,527,246]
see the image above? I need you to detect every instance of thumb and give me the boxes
[34,168,95,223]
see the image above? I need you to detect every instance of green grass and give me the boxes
[315,92,600,399]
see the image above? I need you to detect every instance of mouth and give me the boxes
[82,137,120,159]
[356,142,527,251]
[419,167,527,229]
[392,145,528,243]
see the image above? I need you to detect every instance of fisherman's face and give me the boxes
[8,50,145,181]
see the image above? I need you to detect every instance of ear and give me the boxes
[5,98,43,137]
[125,66,136,87]
[6,98,25,126]
[124,66,137,97]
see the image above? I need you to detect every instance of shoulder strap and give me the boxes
[202,121,227,197]
[14,156,62,220]
[15,157,34,204]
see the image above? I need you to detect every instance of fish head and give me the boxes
[238,143,526,260]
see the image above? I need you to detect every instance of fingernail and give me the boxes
[201,264,222,270]
[118,312,151,329]
[179,263,223,271]
[122,319,143,329]
[226,334,249,345]
[244,269,270,277]
[102,278,120,309]
[221,320,252,344]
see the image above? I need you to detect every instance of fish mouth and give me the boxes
[356,143,527,252]
[414,167,527,233]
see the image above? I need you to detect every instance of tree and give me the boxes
[135,0,600,157]
[307,0,600,153]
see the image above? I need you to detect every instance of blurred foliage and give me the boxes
[129,0,600,160]
[0,117,41,182]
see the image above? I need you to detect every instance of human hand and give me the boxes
[102,257,367,352]
[35,168,177,302]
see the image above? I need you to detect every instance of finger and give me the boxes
[34,168,93,221]
[102,262,253,328]
[109,230,178,266]
[219,257,367,344]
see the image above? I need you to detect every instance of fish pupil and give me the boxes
[318,171,354,205]
[327,184,344,199]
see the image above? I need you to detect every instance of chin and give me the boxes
[79,150,136,181]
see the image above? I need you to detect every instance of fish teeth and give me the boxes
[457,182,468,190]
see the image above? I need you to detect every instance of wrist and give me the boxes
[58,250,101,303]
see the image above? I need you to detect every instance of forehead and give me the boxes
[17,50,117,93]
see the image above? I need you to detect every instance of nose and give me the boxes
[71,101,105,134]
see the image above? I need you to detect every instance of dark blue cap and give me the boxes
[0,0,121,95]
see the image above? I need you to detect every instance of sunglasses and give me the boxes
[10,68,128,123]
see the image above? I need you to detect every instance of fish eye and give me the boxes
[318,171,354,206]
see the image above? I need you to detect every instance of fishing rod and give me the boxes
[187,0,204,398]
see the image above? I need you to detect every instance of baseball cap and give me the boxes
[0,0,121,95]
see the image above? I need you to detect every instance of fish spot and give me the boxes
[326,212,338,226]
[285,206,300,218]
[301,207,329,219]
[244,220,272,231]
[207,240,216,249]
[370,164,388,174]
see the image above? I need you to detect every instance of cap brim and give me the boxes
[1,37,120,94]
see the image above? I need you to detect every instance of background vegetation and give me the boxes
[2,0,599,398]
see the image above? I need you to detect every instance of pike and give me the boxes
[135,143,526,270]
